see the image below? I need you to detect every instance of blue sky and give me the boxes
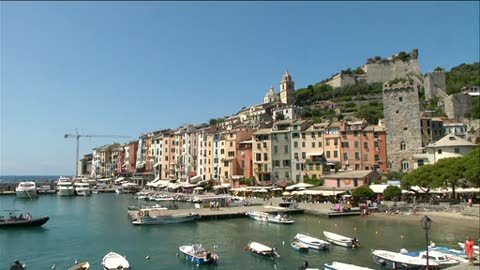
[1,1,479,175]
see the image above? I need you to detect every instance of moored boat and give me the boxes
[67,261,90,270]
[295,233,331,250]
[402,250,463,268]
[323,231,359,248]
[324,261,374,270]
[0,211,49,228]
[291,241,309,252]
[178,244,219,265]
[15,181,38,199]
[458,242,480,256]
[246,211,294,224]
[132,207,199,225]
[246,241,280,258]
[372,249,439,269]
[57,176,75,196]
[101,252,130,270]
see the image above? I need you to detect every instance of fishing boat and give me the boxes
[132,207,199,225]
[245,211,294,224]
[294,233,331,250]
[372,249,439,269]
[324,261,374,270]
[67,261,90,270]
[178,244,219,265]
[101,252,130,270]
[15,181,39,199]
[246,241,280,258]
[0,211,49,228]
[291,241,309,252]
[323,231,359,248]
[402,250,463,268]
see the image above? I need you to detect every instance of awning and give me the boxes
[292,190,346,196]
[285,183,314,190]
[369,184,389,193]
[307,152,324,156]
[282,191,292,196]
[189,175,202,183]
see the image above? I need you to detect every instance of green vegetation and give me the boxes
[446,62,480,94]
[209,117,226,126]
[392,51,410,62]
[301,106,336,120]
[275,112,285,121]
[402,148,480,198]
[352,185,375,200]
[383,186,402,201]
[240,177,254,186]
[474,98,480,119]
[304,175,323,186]
[355,101,384,124]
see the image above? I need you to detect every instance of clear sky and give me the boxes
[1,1,479,175]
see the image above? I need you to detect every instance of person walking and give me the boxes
[465,237,476,265]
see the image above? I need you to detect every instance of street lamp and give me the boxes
[421,215,432,270]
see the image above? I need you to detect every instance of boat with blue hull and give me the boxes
[179,244,219,265]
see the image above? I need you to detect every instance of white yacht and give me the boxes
[15,181,38,199]
[57,176,75,196]
[74,182,92,196]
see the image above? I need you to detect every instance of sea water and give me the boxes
[0,193,478,270]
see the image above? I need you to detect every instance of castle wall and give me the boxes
[326,74,356,88]
[444,93,475,121]
[363,59,422,84]
[424,71,446,100]
[383,82,422,172]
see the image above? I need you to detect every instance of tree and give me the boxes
[352,185,375,200]
[464,148,480,186]
[434,157,466,198]
[402,164,439,194]
[275,112,285,121]
[383,186,402,201]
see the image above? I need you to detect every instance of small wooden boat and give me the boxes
[179,244,219,265]
[324,261,374,270]
[101,252,130,270]
[372,249,439,269]
[294,233,331,250]
[0,214,49,228]
[67,261,90,270]
[291,241,309,252]
[323,231,359,248]
[246,241,280,258]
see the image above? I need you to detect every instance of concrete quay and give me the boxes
[127,204,304,221]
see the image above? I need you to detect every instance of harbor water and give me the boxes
[1,193,478,270]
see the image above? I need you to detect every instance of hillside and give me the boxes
[445,62,480,94]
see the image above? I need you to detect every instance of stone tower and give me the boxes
[280,71,295,105]
[383,80,422,173]
[423,70,446,100]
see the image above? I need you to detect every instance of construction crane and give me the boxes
[64,129,131,177]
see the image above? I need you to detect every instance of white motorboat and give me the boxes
[294,233,331,250]
[324,261,374,270]
[15,181,38,199]
[323,231,359,248]
[372,249,439,269]
[74,182,91,196]
[101,251,130,270]
[246,211,294,224]
[402,250,463,268]
[458,242,479,256]
[132,207,199,225]
[246,241,280,258]
[57,176,75,196]
[116,183,141,194]
[291,241,309,252]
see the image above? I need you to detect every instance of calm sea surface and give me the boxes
[0,175,63,182]
[1,193,478,270]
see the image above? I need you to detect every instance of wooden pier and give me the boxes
[127,205,304,221]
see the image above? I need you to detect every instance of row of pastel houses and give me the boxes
[77,72,479,191]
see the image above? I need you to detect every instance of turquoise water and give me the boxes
[1,194,478,270]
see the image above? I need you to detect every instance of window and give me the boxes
[230,141,233,147]
[375,154,379,161]
[437,149,442,154]
[326,140,330,146]
[257,143,261,149]
[224,161,229,167]
[283,160,291,167]
[263,142,267,148]
[355,152,360,160]
[343,153,348,160]
[312,142,316,148]
[311,133,316,138]
[274,160,280,167]
[294,141,298,148]
[364,154,369,161]
[256,153,261,161]
[343,142,349,148]
[334,151,338,158]
[274,145,278,154]
[302,152,306,159]
[399,97,403,102]
[354,131,359,137]
[309,164,314,170]
[228,151,235,157]
[454,148,460,153]
[401,160,410,170]
[284,145,289,153]
[354,141,360,148]
[302,142,306,147]
[364,142,368,149]
[327,151,331,158]
[400,142,407,151]
[294,153,299,159]
[221,149,225,154]
[319,142,323,147]
[284,134,289,140]
[264,153,268,161]
[272,134,278,140]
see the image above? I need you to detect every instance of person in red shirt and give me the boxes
[465,237,476,265]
